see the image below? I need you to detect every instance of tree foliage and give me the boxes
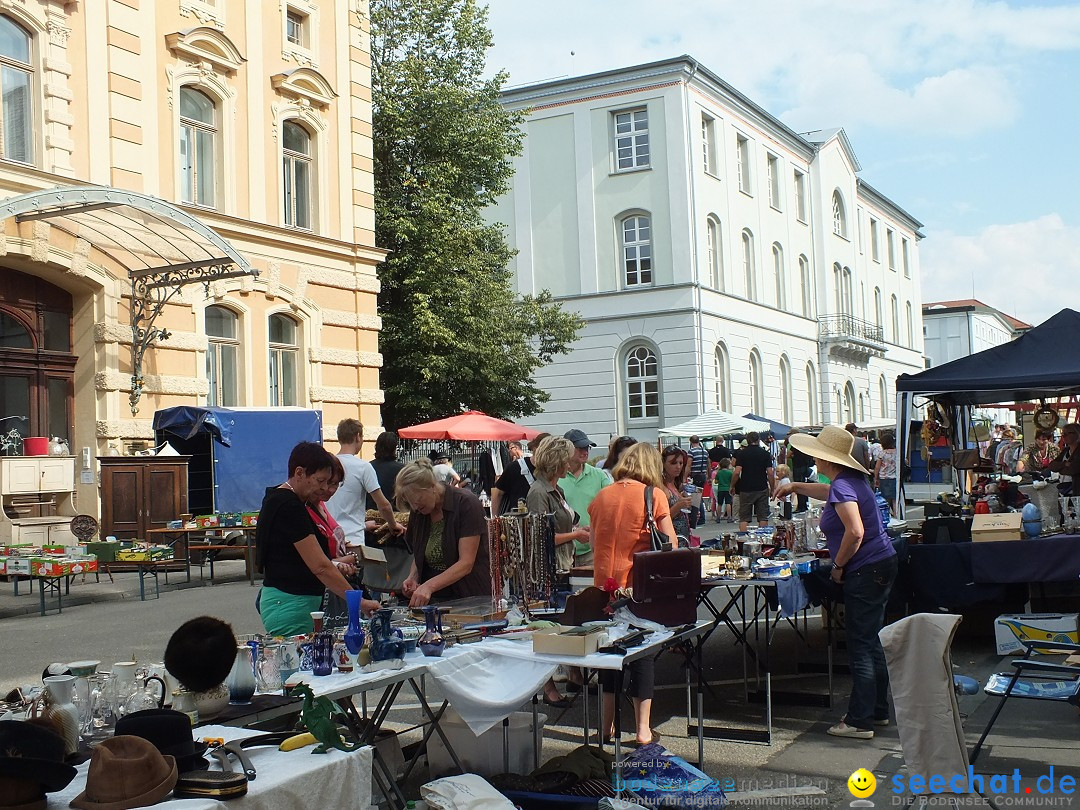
[370,0,582,430]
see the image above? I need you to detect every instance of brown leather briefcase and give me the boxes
[629,487,700,626]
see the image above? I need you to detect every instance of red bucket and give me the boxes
[23,437,49,456]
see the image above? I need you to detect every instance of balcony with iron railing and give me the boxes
[818,314,886,361]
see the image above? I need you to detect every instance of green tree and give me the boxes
[370,0,582,430]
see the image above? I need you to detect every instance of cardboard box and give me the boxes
[82,541,121,563]
[220,512,242,528]
[971,512,1023,542]
[115,546,174,562]
[995,613,1080,655]
[5,557,31,575]
[241,513,258,527]
[532,625,605,657]
[33,559,72,577]
[701,551,727,579]
[194,515,219,529]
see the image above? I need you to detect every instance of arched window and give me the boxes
[621,214,653,287]
[625,345,659,420]
[858,392,866,421]
[714,343,730,411]
[741,229,756,300]
[874,287,883,328]
[805,362,819,424]
[705,216,722,290]
[206,305,240,406]
[748,349,764,414]
[799,255,812,317]
[283,120,314,229]
[772,243,786,310]
[269,313,299,407]
[778,355,792,425]
[890,294,900,344]
[834,263,853,315]
[906,301,914,347]
[879,375,890,418]
[0,16,33,164]
[832,190,847,238]
[179,87,218,207]
[843,381,856,424]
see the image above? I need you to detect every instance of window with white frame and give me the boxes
[858,392,866,422]
[701,113,716,175]
[870,217,880,262]
[779,355,793,425]
[283,120,314,229]
[286,9,307,47]
[887,228,896,270]
[806,363,819,424]
[714,344,730,411]
[269,313,299,407]
[906,301,914,346]
[614,108,649,171]
[834,264,853,315]
[772,243,786,310]
[621,214,652,287]
[767,153,780,209]
[748,350,764,414]
[890,294,899,343]
[879,375,890,418]
[844,382,856,425]
[206,305,239,407]
[179,87,218,207]
[832,191,847,238]
[874,287,883,328]
[0,16,33,165]
[741,229,755,300]
[794,170,807,222]
[736,134,751,194]
[705,216,722,289]
[902,237,911,277]
[625,345,659,420]
[799,255,812,317]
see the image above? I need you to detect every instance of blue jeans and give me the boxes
[842,554,898,729]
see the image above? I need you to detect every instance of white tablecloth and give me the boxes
[51,725,373,810]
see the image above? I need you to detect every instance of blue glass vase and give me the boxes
[344,590,366,655]
[419,606,445,657]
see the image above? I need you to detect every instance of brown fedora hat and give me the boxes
[788,425,872,476]
[69,736,177,810]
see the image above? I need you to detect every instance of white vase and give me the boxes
[43,675,80,756]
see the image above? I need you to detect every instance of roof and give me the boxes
[922,299,1032,331]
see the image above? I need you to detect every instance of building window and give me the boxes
[834,264,853,316]
[906,301,914,346]
[714,344,730,412]
[179,87,218,207]
[767,154,780,209]
[206,305,239,406]
[794,170,807,222]
[806,362,819,424]
[614,108,649,170]
[283,120,314,229]
[772,243,786,310]
[832,191,846,238]
[705,216,722,290]
[902,237,911,277]
[621,214,652,287]
[740,230,756,300]
[887,228,896,270]
[799,255,812,317]
[286,9,307,47]
[0,16,32,165]
[874,287,883,328]
[748,350,764,414]
[269,313,299,407]
[890,294,899,343]
[879,375,890,418]
[779,355,793,425]
[701,113,716,175]
[870,217,880,262]
[844,382,856,425]
[625,345,659,420]
[736,134,751,194]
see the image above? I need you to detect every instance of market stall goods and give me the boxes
[163,616,238,693]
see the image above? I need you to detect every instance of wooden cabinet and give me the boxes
[98,456,189,540]
[0,457,77,546]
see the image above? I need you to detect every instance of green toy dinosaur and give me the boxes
[290,683,362,754]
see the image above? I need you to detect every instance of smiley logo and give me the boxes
[848,768,876,798]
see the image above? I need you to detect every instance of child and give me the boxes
[775,463,793,521]
[714,458,733,522]
[704,461,717,519]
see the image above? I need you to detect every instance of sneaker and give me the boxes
[827,720,874,739]
[873,717,890,727]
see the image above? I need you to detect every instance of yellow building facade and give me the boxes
[0,0,384,516]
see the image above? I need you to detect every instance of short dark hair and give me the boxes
[288,441,335,478]
[328,454,345,484]
[527,432,552,453]
[746,431,760,444]
[337,418,363,445]
[374,431,398,460]
[845,423,858,434]
[880,431,896,450]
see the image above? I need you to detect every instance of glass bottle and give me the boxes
[311,612,334,676]
[418,605,445,657]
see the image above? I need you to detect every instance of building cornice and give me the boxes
[857,179,924,236]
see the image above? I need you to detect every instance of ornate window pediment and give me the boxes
[271,68,335,108]
[166,27,245,74]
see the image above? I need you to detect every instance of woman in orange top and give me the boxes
[588,442,676,746]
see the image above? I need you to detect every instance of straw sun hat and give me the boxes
[787,425,872,476]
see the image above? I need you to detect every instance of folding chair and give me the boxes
[970,639,1080,763]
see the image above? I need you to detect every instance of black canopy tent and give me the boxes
[895,308,1080,515]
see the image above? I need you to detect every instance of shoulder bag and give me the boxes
[630,486,701,626]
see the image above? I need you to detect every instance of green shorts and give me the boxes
[259,586,323,637]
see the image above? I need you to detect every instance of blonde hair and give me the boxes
[532,435,574,480]
[776,464,791,479]
[611,443,664,489]
[394,459,438,510]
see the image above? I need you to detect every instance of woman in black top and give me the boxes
[256,442,362,636]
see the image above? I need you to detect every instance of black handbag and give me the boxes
[630,487,700,626]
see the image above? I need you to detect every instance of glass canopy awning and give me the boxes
[0,186,259,414]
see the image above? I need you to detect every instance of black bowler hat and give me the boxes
[0,720,78,793]
[114,710,208,773]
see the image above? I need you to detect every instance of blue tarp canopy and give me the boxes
[152,406,322,513]
[744,413,793,437]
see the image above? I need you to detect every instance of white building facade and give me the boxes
[490,57,926,443]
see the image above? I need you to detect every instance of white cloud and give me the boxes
[920,214,1080,325]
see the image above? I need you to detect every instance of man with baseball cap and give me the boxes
[558,428,609,566]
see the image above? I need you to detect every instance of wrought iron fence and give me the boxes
[818,314,884,343]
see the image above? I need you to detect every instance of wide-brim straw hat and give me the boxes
[787,425,871,475]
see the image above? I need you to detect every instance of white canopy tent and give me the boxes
[659,410,770,438]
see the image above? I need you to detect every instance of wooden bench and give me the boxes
[188,543,254,584]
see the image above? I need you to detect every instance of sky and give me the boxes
[482,0,1080,328]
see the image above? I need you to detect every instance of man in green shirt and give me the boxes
[558,429,609,567]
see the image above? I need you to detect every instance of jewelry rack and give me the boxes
[486,511,556,617]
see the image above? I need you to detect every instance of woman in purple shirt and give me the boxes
[775,425,897,740]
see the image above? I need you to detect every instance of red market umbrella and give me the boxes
[397,411,542,442]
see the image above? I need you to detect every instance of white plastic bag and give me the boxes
[421,773,515,810]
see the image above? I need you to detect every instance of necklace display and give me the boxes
[486,512,556,616]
